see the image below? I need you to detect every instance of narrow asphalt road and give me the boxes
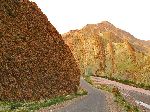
[122,90,150,105]
[55,78,108,112]
[92,76,150,111]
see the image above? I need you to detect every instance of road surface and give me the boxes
[92,76,150,111]
[55,78,108,112]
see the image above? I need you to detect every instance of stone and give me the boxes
[0,0,80,101]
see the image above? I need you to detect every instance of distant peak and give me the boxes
[101,21,111,24]
[100,21,114,26]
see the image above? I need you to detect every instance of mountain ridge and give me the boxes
[63,21,150,54]
[62,21,150,87]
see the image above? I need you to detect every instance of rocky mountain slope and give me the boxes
[62,21,150,86]
[65,21,150,53]
[0,0,80,101]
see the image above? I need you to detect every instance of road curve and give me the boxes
[92,76,150,111]
[55,78,108,112]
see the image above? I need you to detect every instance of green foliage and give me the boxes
[76,88,88,96]
[100,76,150,90]
[85,66,93,76]
[0,89,87,112]
[96,84,140,112]
[84,75,93,85]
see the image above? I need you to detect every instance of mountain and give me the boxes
[81,21,150,53]
[62,21,150,86]
[0,0,80,101]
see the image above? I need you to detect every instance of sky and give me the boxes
[31,0,150,40]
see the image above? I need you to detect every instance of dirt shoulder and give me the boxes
[103,90,124,112]
[92,76,150,112]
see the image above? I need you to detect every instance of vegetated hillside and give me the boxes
[62,21,150,87]
[0,0,80,101]
[83,21,150,53]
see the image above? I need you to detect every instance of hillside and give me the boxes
[82,21,150,53]
[0,0,80,101]
[62,21,150,87]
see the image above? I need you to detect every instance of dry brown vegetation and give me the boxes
[0,0,80,101]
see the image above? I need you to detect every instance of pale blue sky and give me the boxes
[32,0,150,40]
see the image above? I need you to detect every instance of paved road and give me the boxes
[92,76,150,111]
[122,90,150,105]
[55,78,107,112]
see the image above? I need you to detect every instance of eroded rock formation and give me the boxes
[0,0,80,101]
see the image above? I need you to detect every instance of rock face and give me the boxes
[62,21,150,86]
[0,0,80,101]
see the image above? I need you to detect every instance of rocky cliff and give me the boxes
[0,0,80,101]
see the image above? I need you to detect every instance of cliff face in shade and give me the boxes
[0,0,80,101]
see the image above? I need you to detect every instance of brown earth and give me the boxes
[62,21,150,86]
[63,21,150,54]
[0,0,80,101]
